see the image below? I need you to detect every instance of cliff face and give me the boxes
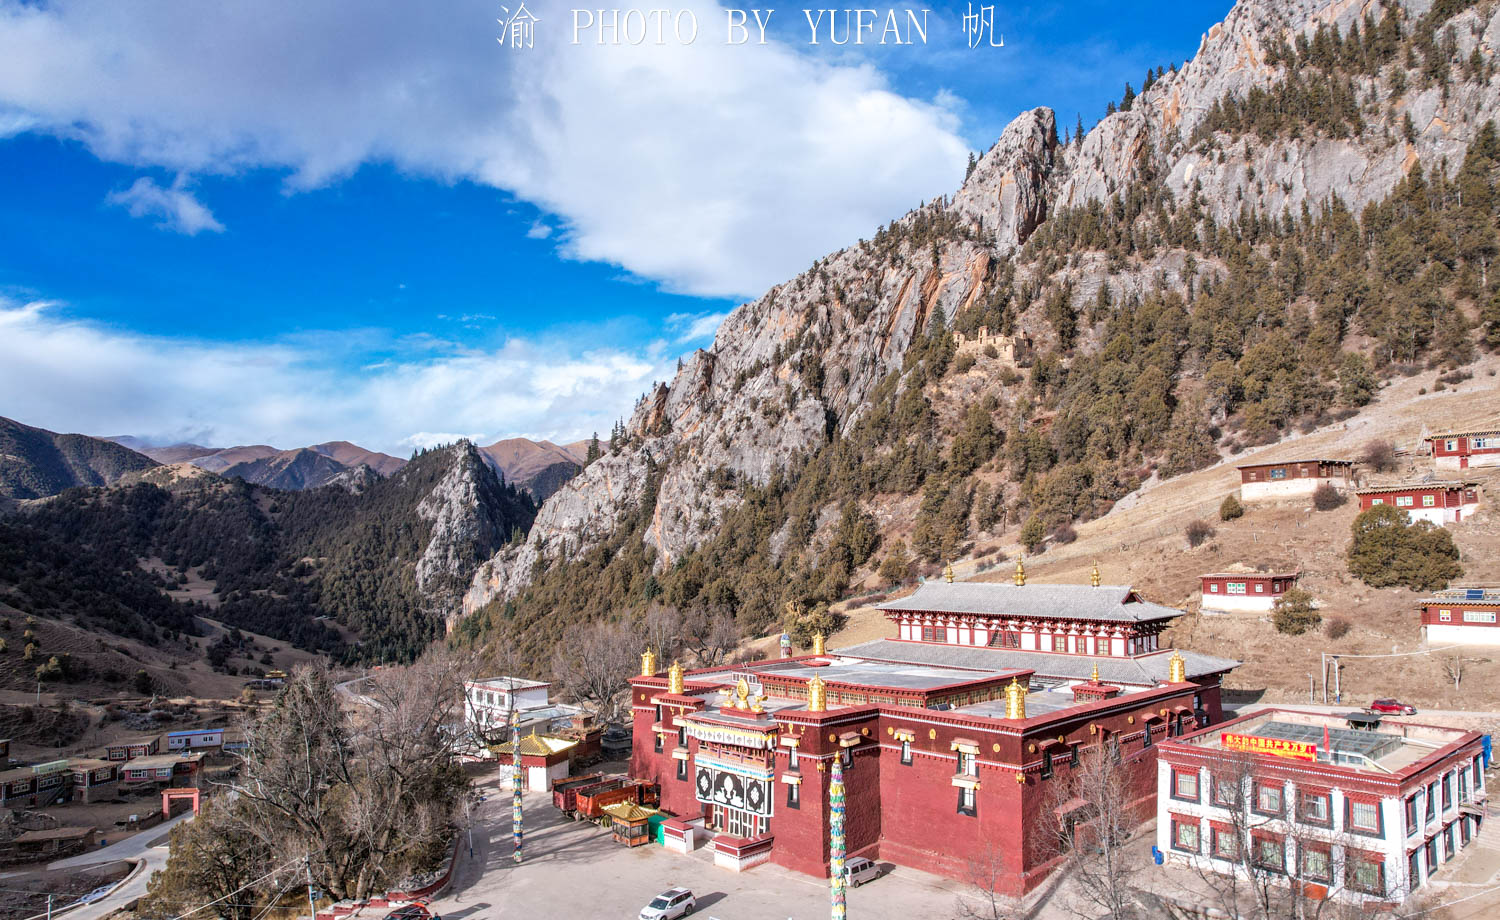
[465,0,1500,616]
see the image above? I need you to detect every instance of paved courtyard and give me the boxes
[433,784,979,920]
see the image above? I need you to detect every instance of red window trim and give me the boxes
[1170,768,1200,803]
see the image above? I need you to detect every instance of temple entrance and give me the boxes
[708,804,765,839]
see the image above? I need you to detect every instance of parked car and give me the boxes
[1368,698,1417,715]
[384,906,430,920]
[844,856,882,886]
[639,887,696,919]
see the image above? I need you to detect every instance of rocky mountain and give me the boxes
[1,416,159,500]
[106,437,408,491]
[476,437,585,501]
[0,440,536,666]
[462,0,1500,654]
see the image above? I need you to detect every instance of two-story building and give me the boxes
[1237,460,1355,502]
[628,565,1238,895]
[1157,709,1485,905]
[1355,482,1480,526]
[104,734,161,762]
[67,758,119,803]
[1200,570,1300,614]
[120,752,205,789]
[1419,587,1500,646]
[1425,429,1500,470]
[462,676,582,749]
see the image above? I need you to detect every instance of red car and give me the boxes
[1368,698,1417,715]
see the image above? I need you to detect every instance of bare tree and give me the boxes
[1442,654,1465,690]
[682,606,741,667]
[549,620,640,722]
[641,602,684,661]
[1040,736,1142,920]
[955,842,1017,920]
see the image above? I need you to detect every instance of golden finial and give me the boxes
[1090,561,1101,588]
[1090,662,1100,683]
[807,674,827,712]
[668,660,684,695]
[811,632,826,657]
[1004,677,1026,720]
[735,677,751,710]
[1168,650,1187,683]
[1014,556,1026,587]
[641,648,657,677]
[943,561,955,583]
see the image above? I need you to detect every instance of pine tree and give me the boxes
[586,432,601,464]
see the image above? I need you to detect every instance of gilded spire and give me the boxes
[668,660,685,695]
[1014,556,1026,587]
[735,677,751,710]
[812,632,826,656]
[1090,662,1100,683]
[943,561,955,583]
[807,673,827,712]
[1090,561,1101,588]
[1168,650,1187,683]
[641,648,657,677]
[1004,677,1026,720]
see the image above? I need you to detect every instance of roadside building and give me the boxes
[628,565,1238,895]
[0,761,71,808]
[104,734,161,762]
[120,753,205,789]
[1419,587,1500,646]
[462,676,581,750]
[11,826,96,858]
[1156,708,1485,905]
[1355,482,1480,526]
[497,732,579,792]
[1425,429,1500,470]
[67,758,119,803]
[165,728,225,751]
[1237,460,1355,502]
[1200,569,1299,614]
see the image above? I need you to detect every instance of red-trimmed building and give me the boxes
[1425,429,1500,470]
[628,569,1237,894]
[1419,587,1500,646]
[1355,482,1480,526]
[1200,571,1299,614]
[1237,460,1355,502]
[1157,708,1486,905]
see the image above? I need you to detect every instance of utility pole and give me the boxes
[1332,655,1341,703]
[45,895,52,920]
[305,855,317,920]
[1320,653,1326,704]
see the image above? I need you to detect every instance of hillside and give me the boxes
[457,0,1500,671]
[0,441,537,668]
[1,416,158,500]
[477,437,585,501]
[108,438,408,490]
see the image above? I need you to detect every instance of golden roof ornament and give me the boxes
[641,648,657,677]
[1090,561,1101,588]
[811,632,826,657]
[1168,650,1187,683]
[1090,662,1100,683]
[1004,677,1026,720]
[1014,556,1026,587]
[735,677,751,710]
[668,660,684,695]
[943,561,955,583]
[807,674,827,712]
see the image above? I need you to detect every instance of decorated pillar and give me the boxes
[511,707,523,863]
[830,747,847,920]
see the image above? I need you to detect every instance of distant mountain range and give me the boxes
[1,417,590,502]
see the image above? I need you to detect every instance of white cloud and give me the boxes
[105,175,224,235]
[0,1,968,298]
[0,299,673,455]
[525,220,552,239]
[666,310,728,343]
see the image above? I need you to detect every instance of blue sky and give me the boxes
[0,1,1230,454]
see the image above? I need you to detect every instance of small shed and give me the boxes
[600,802,659,847]
[13,826,97,856]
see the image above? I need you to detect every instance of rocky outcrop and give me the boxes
[465,0,1500,615]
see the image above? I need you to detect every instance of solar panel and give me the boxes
[1467,588,1485,600]
[1250,721,1402,762]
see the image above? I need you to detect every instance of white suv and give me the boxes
[639,888,696,919]
[845,856,882,886]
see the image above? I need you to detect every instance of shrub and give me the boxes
[1019,516,1046,554]
[1050,523,1078,545]
[1312,482,1346,511]
[1273,589,1322,635]
[1185,519,1215,548]
[1347,504,1463,591]
[954,352,977,374]
[1360,439,1398,473]
[1324,616,1352,640]
[1219,494,1244,522]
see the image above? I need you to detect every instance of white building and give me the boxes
[1157,708,1486,906]
[1237,459,1355,502]
[462,676,582,753]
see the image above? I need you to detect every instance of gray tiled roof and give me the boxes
[876,581,1184,624]
[835,639,1240,687]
